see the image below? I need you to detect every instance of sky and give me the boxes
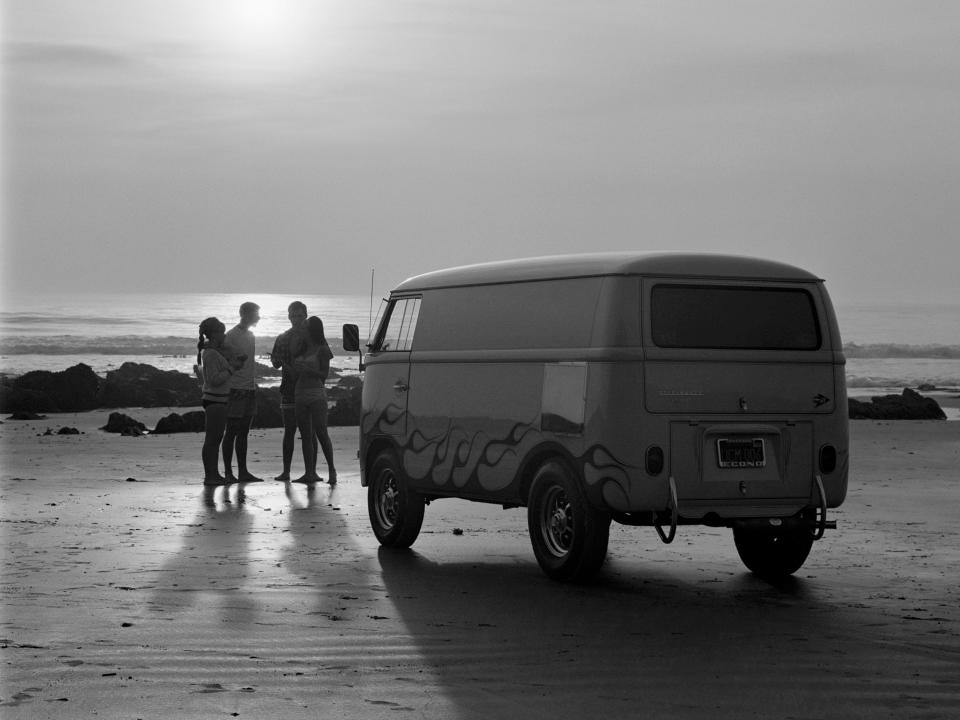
[2,0,959,304]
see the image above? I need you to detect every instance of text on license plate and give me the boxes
[716,438,766,468]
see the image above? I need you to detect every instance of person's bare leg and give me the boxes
[222,418,239,482]
[202,403,228,485]
[236,415,263,482]
[294,402,320,483]
[275,406,297,481]
[315,421,336,485]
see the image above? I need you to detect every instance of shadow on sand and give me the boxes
[375,546,951,719]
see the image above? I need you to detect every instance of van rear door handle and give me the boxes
[393,380,409,393]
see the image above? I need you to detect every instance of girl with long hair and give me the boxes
[195,317,235,485]
[292,316,337,484]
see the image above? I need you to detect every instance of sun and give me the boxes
[184,0,361,81]
[217,0,308,56]
[201,0,324,76]
[224,0,298,52]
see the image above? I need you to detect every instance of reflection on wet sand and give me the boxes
[149,485,256,625]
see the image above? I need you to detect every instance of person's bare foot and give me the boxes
[274,471,291,482]
[203,475,227,486]
[293,473,321,484]
[327,470,337,485]
[238,471,263,483]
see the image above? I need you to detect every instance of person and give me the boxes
[270,301,309,481]
[222,301,263,483]
[195,317,239,486]
[292,316,337,484]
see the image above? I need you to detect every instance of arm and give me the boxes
[270,335,284,369]
[220,344,245,371]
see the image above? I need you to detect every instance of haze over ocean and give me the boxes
[1,291,959,395]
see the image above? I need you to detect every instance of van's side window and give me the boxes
[376,297,421,352]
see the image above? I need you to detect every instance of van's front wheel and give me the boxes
[527,460,610,582]
[733,525,813,578]
[368,450,424,548]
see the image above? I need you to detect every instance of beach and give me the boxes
[1,408,958,719]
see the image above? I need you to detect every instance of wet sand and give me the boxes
[1,411,958,718]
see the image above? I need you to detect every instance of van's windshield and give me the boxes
[651,284,821,350]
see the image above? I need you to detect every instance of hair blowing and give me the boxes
[197,317,225,366]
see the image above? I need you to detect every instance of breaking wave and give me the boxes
[0,334,346,356]
[0,336,200,355]
[843,343,960,359]
[3,337,958,357]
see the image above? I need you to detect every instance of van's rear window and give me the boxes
[651,285,821,350]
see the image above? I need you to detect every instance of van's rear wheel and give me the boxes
[527,460,610,582]
[368,450,424,548]
[733,525,813,578]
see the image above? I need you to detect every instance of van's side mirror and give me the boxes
[342,323,364,371]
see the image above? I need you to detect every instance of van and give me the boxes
[342,253,848,582]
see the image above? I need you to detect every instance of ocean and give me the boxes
[2,292,959,400]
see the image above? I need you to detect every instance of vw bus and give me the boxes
[343,253,848,582]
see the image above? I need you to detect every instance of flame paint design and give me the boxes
[365,404,635,495]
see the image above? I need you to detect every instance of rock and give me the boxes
[98,362,201,408]
[57,427,81,435]
[252,388,283,429]
[1,364,101,413]
[101,412,148,435]
[328,377,362,427]
[7,411,48,420]
[848,388,947,420]
[0,384,57,414]
[244,381,360,428]
[254,361,282,379]
[152,411,206,434]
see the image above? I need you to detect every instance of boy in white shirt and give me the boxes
[222,301,262,482]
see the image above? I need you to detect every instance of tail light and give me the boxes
[646,445,664,476]
[819,444,837,474]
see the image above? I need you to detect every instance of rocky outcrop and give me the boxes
[848,389,947,420]
[252,388,283,429]
[101,412,148,435]
[0,363,363,427]
[98,362,201,408]
[0,385,58,414]
[328,376,362,426]
[0,364,101,413]
[153,411,206,434]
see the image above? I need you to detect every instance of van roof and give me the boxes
[393,252,822,292]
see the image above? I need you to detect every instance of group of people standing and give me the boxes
[195,301,337,487]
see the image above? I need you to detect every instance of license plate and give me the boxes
[716,438,766,468]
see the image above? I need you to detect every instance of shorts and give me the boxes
[226,388,258,418]
[295,391,328,428]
